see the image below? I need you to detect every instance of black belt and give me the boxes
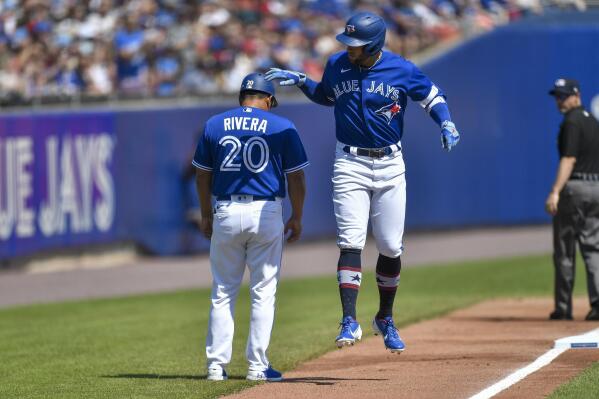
[342,144,400,159]
[570,172,599,182]
[216,194,276,201]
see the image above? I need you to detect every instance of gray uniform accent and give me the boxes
[553,180,599,315]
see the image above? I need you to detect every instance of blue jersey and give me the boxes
[193,106,309,198]
[301,50,447,148]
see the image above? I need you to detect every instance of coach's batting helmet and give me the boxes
[240,72,278,108]
[336,12,386,56]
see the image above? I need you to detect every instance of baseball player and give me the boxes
[193,72,308,381]
[266,11,460,353]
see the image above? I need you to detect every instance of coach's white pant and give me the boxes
[206,198,283,372]
[333,142,406,257]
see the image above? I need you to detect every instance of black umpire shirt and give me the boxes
[558,106,599,174]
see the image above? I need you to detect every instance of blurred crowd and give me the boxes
[0,0,585,106]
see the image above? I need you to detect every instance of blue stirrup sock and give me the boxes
[375,254,401,319]
[337,248,362,320]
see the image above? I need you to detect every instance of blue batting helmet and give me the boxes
[336,12,386,56]
[240,72,278,107]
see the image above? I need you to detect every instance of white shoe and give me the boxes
[246,365,283,382]
[207,367,228,381]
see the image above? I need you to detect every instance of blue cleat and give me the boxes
[207,367,228,381]
[372,316,405,353]
[335,316,363,348]
[246,365,283,382]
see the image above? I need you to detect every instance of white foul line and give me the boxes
[468,347,568,399]
[468,327,599,399]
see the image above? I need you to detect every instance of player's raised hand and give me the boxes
[284,217,302,243]
[265,68,306,87]
[440,121,460,152]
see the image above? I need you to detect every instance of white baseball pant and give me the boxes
[206,196,283,372]
[332,142,406,257]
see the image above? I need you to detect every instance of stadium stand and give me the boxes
[0,0,559,107]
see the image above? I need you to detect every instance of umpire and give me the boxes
[546,78,599,321]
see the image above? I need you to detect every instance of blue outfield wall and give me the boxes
[402,12,599,228]
[0,103,337,258]
[113,104,337,256]
[1,11,598,259]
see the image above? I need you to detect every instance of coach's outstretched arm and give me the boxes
[265,68,334,106]
[285,169,306,243]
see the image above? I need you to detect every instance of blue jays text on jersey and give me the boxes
[193,106,309,198]
[300,50,449,149]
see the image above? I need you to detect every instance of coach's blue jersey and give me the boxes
[310,50,443,148]
[193,106,309,198]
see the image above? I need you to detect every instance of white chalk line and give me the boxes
[468,327,599,399]
[468,347,567,399]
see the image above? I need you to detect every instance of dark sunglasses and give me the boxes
[554,93,572,101]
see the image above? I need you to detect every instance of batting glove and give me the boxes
[440,121,460,152]
[265,68,306,87]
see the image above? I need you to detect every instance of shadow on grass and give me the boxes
[281,376,388,385]
[102,374,246,381]
[102,374,388,385]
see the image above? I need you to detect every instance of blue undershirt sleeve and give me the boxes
[429,102,452,127]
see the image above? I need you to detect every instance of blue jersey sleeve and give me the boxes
[192,125,213,171]
[407,63,452,126]
[282,125,309,173]
[407,63,441,103]
[299,59,335,106]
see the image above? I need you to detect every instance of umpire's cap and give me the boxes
[240,72,278,108]
[336,11,386,56]
[549,78,580,97]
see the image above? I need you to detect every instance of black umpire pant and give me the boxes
[553,180,599,316]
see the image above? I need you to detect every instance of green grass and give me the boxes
[0,254,595,398]
[549,362,599,399]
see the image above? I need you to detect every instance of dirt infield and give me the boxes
[2,225,596,398]
[225,298,599,399]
